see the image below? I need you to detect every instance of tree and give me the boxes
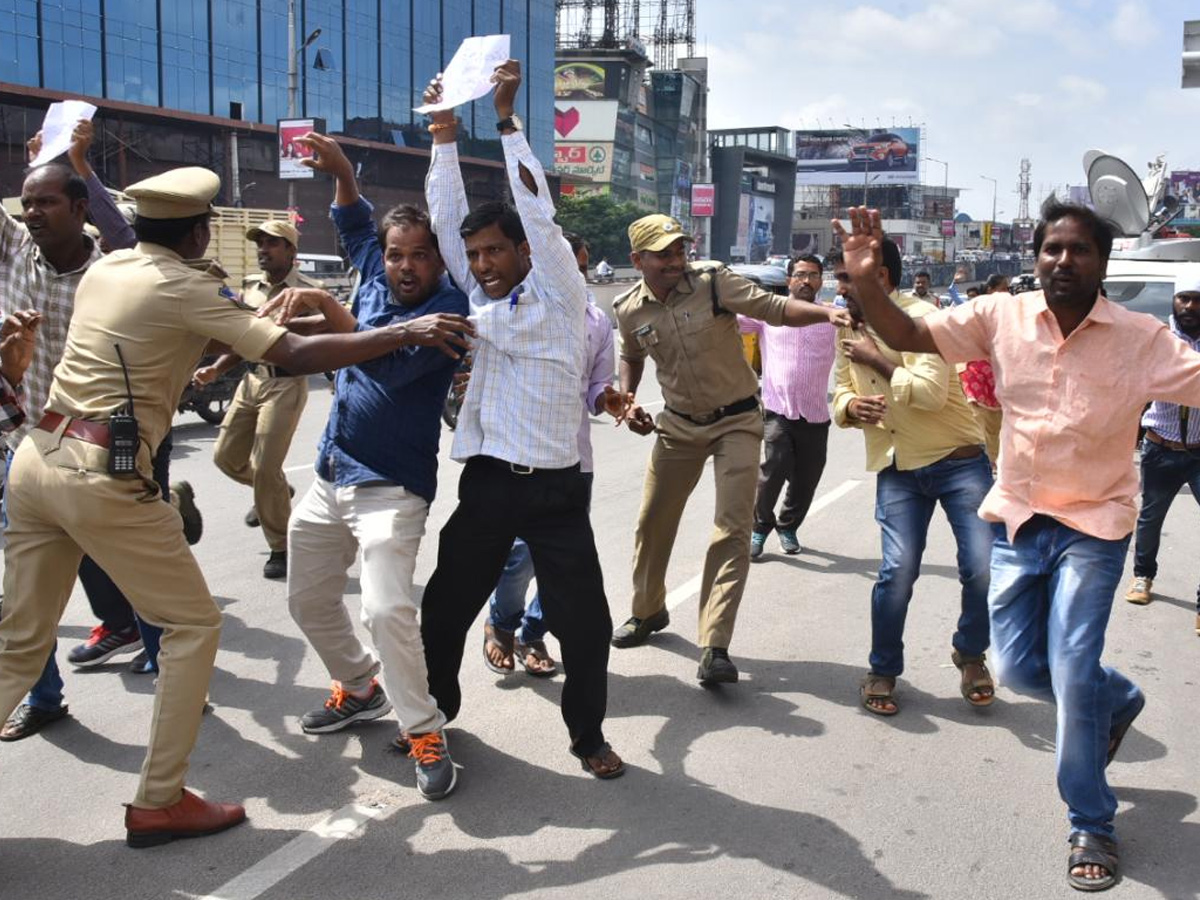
[555,192,647,266]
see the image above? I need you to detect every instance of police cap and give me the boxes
[125,167,220,219]
[245,220,300,248]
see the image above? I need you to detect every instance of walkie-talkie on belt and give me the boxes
[107,343,140,476]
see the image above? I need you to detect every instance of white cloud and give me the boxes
[1109,2,1159,46]
[1056,74,1108,103]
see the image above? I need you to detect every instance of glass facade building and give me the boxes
[0,0,555,163]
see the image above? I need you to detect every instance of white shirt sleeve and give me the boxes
[425,141,477,296]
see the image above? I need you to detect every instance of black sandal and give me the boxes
[1067,832,1118,892]
[570,742,625,780]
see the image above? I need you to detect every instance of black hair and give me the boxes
[914,270,931,280]
[880,238,901,289]
[824,248,844,268]
[563,230,588,258]
[377,204,438,252]
[966,286,981,296]
[460,199,527,246]
[985,272,1009,291]
[24,163,89,204]
[787,253,823,277]
[1033,198,1114,261]
[133,212,210,248]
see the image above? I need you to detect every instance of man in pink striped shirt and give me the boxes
[740,254,837,558]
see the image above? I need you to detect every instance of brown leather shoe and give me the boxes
[124,788,246,848]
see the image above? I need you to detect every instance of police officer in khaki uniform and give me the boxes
[0,167,471,848]
[200,220,321,579]
[611,215,850,684]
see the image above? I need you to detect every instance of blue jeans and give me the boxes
[1132,440,1200,604]
[870,454,994,677]
[487,473,593,644]
[988,515,1142,837]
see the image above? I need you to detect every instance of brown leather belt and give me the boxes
[1145,429,1196,452]
[941,445,984,462]
[36,412,111,448]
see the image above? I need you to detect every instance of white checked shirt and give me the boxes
[427,132,588,469]
[0,207,102,450]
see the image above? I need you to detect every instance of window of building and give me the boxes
[104,0,158,106]
[39,0,104,96]
[345,0,380,127]
[212,0,260,122]
[380,0,412,132]
[300,0,341,131]
[161,1,211,115]
[0,3,39,87]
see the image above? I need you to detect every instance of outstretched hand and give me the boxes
[423,75,456,126]
[491,59,522,117]
[399,313,476,359]
[0,309,41,385]
[294,133,352,179]
[257,287,332,325]
[832,207,885,284]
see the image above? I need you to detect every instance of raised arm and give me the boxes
[422,77,476,295]
[67,120,135,251]
[293,132,382,281]
[833,207,940,353]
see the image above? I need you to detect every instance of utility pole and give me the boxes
[981,174,997,258]
[927,156,948,261]
[286,0,321,214]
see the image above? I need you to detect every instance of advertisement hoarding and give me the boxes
[554,63,607,100]
[795,127,920,186]
[553,99,618,142]
[941,219,956,237]
[691,183,715,217]
[553,143,614,182]
[749,195,775,262]
[1170,171,1200,223]
[278,118,325,180]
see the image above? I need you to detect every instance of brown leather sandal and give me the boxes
[951,649,995,707]
[514,638,557,677]
[860,673,898,716]
[571,742,625,780]
[482,624,515,675]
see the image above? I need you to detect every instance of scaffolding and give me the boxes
[555,0,696,70]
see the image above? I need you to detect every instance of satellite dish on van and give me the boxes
[1084,150,1150,237]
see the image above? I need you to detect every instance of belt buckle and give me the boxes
[692,410,717,425]
[508,462,534,475]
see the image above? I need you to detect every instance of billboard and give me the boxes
[278,118,325,180]
[691,183,715,217]
[554,63,607,100]
[553,99,618,142]
[554,143,614,182]
[795,127,920,186]
[750,195,775,262]
[1170,171,1200,223]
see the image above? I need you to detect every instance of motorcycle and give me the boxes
[177,355,249,425]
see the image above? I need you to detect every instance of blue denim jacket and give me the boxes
[315,197,468,502]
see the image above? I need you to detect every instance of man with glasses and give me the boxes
[743,254,838,559]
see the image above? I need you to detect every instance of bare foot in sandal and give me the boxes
[952,650,995,707]
[514,638,557,676]
[860,673,898,715]
[483,623,515,674]
[573,743,625,779]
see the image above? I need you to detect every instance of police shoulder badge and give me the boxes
[218,285,254,310]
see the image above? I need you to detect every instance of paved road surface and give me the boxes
[1,356,1197,900]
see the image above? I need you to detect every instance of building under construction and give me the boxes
[556,0,696,71]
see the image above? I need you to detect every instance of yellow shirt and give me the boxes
[46,242,288,465]
[833,290,982,472]
[614,263,788,415]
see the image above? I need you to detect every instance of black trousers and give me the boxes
[421,456,612,757]
[752,411,830,534]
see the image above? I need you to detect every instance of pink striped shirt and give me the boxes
[739,306,837,422]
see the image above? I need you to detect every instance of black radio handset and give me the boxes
[107,343,140,476]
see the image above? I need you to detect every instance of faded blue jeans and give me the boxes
[988,515,1142,838]
[870,454,994,677]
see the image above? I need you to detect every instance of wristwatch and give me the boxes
[496,114,523,133]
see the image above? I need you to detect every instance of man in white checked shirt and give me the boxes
[420,60,625,780]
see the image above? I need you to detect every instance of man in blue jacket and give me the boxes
[277,132,469,802]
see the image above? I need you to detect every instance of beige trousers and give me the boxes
[213,371,308,551]
[630,408,763,649]
[0,432,221,808]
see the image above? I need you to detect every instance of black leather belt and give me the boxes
[473,455,581,476]
[254,363,297,379]
[665,395,758,426]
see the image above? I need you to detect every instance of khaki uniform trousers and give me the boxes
[630,407,763,649]
[970,403,1002,469]
[0,433,221,808]
[213,370,308,551]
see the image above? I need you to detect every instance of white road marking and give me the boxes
[197,802,392,900]
[664,477,861,611]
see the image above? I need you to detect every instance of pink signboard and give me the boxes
[691,183,715,217]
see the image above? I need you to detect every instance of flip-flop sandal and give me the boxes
[1067,832,1118,892]
[570,742,626,780]
[859,672,898,716]
[1107,694,1145,767]
[951,649,995,707]
[482,624,515,675]
[514,638,557,677]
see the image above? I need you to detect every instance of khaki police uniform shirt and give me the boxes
[831,290,983,473]
[614,264,788,416]
[45,242,288,465]
[240,264,323,311]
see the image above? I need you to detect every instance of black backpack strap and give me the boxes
[693,265,729,316]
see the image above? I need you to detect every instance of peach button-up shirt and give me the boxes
[925,290,1200,542]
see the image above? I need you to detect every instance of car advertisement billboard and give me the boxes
[553,99,618,142]
[795,127,920,186]
[1170,171,1200,223]
[554,143,614,182]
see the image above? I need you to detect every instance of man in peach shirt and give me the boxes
[835,200,1200,892]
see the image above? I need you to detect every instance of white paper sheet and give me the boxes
[31,100,98,167]
[413,34,511,113]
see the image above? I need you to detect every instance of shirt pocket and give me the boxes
[679,306,730,353]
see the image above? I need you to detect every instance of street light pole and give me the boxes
[981,175,997,259]
[927,156,948,262]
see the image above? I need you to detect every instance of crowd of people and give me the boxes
[0,59,1197,894]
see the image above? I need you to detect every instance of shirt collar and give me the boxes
[33,232,101,276]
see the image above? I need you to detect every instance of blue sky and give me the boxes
[695,0,1200,220]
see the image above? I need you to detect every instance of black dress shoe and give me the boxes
[610,609,670,648]
[697,647,739,685]
[0,703,69,741]
[263,550,287,580]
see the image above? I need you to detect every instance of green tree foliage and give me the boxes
[555,193,647,266]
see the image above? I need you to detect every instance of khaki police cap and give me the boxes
[246,219,300,248]
[125,167,220,219]
[628,213,693,253]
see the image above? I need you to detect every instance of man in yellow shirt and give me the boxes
[831,240,994,716]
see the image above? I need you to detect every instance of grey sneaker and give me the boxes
[777,528,801,555]
[408,730,457,800]
[697,647,739,685]
[300,680,392,734]
[750,531,767,560]
[611,608,670,648]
